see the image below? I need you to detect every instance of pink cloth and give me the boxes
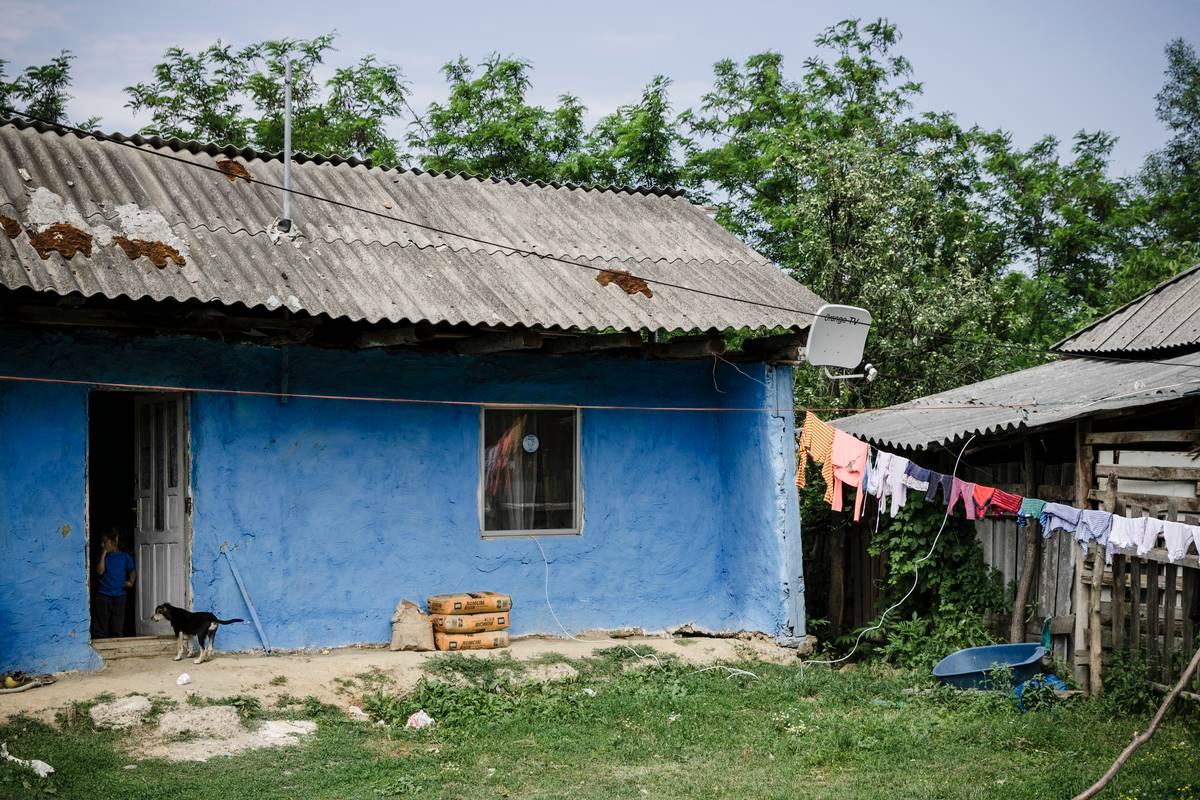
[948,478,978,521]
[830,430,870,522]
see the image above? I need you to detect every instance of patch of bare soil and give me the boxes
[138,706,316,762]
[2,636,798,724]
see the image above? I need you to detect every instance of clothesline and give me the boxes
[798,411,1200,567]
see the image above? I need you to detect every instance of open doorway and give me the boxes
[88,392,189,640]
[88,392,137,638]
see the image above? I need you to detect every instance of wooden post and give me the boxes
[1010,437,1040,643]
[1073,419,1095,690]
[1089,545,1104,696]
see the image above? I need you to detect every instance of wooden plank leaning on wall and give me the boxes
[1074,419,1095,692]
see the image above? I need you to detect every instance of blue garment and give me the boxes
[98,551,135,597]
[1038,503,1080,541]
[925,472,953,504]
[1076,510,1113,556]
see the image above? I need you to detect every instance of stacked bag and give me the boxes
[427,592,512,651]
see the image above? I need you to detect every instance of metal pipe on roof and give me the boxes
[282,59,292,228]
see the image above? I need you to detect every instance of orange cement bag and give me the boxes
[426,592,512,615]
[429,612,509,633]
[434,630,511,651]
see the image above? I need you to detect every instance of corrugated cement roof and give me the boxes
[0,117,824,332]
[831,353,1200,451]
[1054,263,1200,355]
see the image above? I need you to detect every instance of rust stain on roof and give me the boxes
[596,268,653,299]
[112,236,186,268]
[26,223,92,259]
[217,159,253,182]
[0,215,21,239]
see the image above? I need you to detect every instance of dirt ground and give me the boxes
[1,636,796,722]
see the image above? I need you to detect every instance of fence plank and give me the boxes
[1164,564,1178,684]
[1130,559,1142,656]
[1112,555,1126,653]
[1147,561,1161,673]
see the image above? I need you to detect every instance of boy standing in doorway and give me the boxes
[93,530,136,638]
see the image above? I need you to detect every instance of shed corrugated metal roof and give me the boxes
[0,118,823,331]
[831,354,1200,451]
[1054,263,1200,355]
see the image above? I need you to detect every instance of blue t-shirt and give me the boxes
[98,552,135,597]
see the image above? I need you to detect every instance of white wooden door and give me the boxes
[134,395,188,635]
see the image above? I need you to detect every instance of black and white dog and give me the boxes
[151,603,244,664]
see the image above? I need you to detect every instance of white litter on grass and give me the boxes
[176,673,192,686]
[582,688,597,697]
[1,743,54,778]
[347,705,370,722]
[405,710,434,730]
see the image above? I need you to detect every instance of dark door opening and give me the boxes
[88,392,137,638]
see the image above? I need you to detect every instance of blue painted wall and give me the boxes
[0,328,802,672]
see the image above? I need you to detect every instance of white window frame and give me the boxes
[479,406,582,538]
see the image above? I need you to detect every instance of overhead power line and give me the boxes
[3,107,1200,374]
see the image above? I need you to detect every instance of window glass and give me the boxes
[482,409,578,534]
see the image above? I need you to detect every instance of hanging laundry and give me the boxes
[873,452,912,517]
[925,471,953,505]
[1016,498,1047,528]
[948,478,978,521]
[1161,521,1195,563]
[902,462,931,493]
[1137,517,1166,558]
[1075,510,1113,555]
[1107,515,1143,557]
[830,430,871,521]
[971,484,997,518]
[1039,503,1081,540]
[796,412,836,502]
[989,489,1023,517]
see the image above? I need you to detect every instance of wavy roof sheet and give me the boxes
[0,118,823,331]
[1054,263,1200,355]
[831,353,1200,451]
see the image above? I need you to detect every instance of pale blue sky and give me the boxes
[1,0,1195,176]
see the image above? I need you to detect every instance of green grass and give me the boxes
[1,657,1198,799]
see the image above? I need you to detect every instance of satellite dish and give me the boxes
[805,304,874,381]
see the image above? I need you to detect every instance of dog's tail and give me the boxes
[215,617,245,625]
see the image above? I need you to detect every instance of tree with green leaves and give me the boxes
[125,34,408,165]
[407,55,589,183]
[684,20,1035,407]
[582,75,689,189]
[0,50,98,128]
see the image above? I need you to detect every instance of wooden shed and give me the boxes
[834,265,1200,695]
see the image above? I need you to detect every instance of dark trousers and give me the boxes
[92,594,127,638]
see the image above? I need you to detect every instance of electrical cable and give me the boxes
[798,433,978,668]
[6,107,1200,374]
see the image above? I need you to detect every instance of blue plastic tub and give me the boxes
[932,643,1047,689]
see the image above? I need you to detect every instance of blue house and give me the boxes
[0,117,820,673]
